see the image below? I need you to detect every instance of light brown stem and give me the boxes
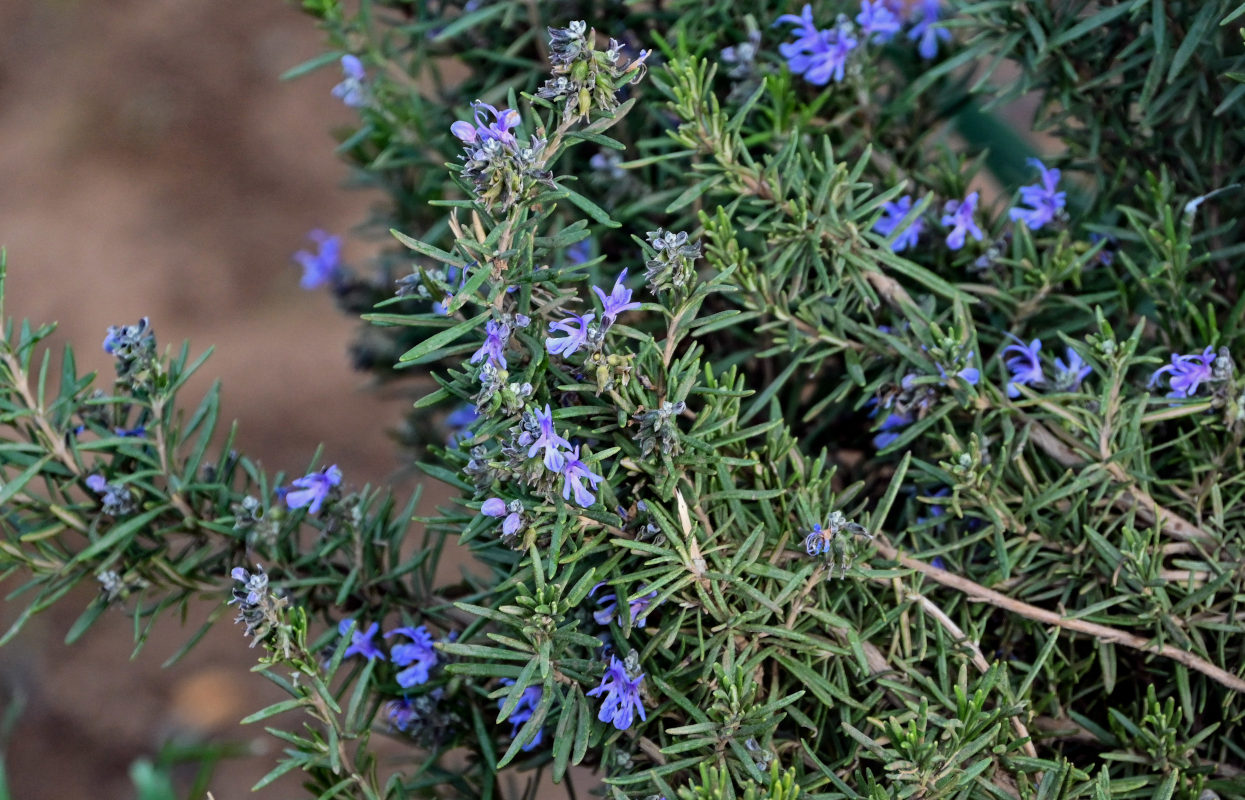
[872,537,1245,694]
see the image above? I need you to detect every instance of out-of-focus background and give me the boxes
[0,1,427,796]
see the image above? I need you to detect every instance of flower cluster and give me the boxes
[230,565,291,652]
[775,1,948,88]
[1002,336,1092,398]
[85,473,135,516]
[586,653,646,730]
[538,21,649,122]
[643,229,701,296]
[337,619,442,689]
[451,101,551,211]
[803,511,871,577]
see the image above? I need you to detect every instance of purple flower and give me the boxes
[546,312,596,359]
[331,55,369,108]
[872,195,925,252]
[592,269,642,329]
[482,497,524,538]
[908,0,951,59]
[560,446,604,508]
[471,319,511,369]
[526,404,573,471]
[940,192,984,250]
[339,619,385,661]
[590,583,659,628]
[776,6,858,85]
[1053,347,1092,391]
[294,230,342,290]
[586,655,646,731]
[450,101,521,147]
[1149,346,1216,399]
[1008,159,1066,231]
[386,625,438,687]
[285,464,342,515]
[499,678,544,751]
[1002,336,1044,398]
[857,1,901,41]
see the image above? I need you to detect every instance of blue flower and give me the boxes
[559,446,604,508]
[803,523,833,556]
[872,195,925,252]
[908,0,951,59]
[446,404,479,448]
[285,464,342,515]
[1053,347,1092,391]
[113,425,146,437]
[499,679,544,751]
[1149,346,1216,399]
[1008,159,1066,231]
[450,101,520,147]
[386,626,438,687]
[525,404,573,471]
[546,312,596,359]
[586,655,646,731]
[331,55,369,108]
[102,317,153,359]
[294,230,342,290]
[339,619,385,661]
[567,239,592,265]
[940,192,984,250]
[591,583,659,628]
[856,0,901,41]
[872,410,913,449]
[935,352,980,386]
[470,319,511,369]
[776,6,859,85]
[1002,336,1044,398]
[592,269,643,329]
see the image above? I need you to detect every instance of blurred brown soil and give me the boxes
[0,1,451,797]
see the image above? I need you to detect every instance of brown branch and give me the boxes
[1023,418,1218,546]
[871,536,1245,694]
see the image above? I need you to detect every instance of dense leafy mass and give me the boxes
[3,1,1245,799]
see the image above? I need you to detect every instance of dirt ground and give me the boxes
[0,1,436,796]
